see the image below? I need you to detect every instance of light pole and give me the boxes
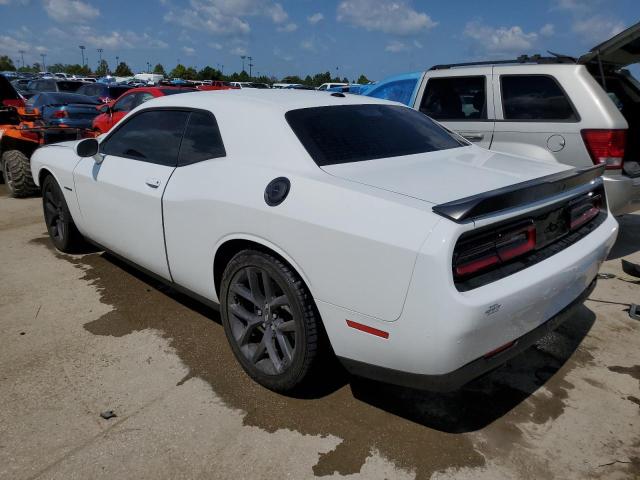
[97,48,103,69]
[19,50,25,68]
[40,53,46,71]
[79,45,85,66]
[248,56,253,78]
[240,55,246,73]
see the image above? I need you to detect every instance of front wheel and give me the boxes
[2,150,38,198]
[42,175,86,253]
[220,250,323,393]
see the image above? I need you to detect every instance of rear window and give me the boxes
[109,86,131,97]
[57,81,85,92]
[286,104,465,166]
[500,75,578,121]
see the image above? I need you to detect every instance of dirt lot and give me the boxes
[0,184,639,480]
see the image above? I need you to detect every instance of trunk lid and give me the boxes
[322,146,571,206]
[579,21,640,68]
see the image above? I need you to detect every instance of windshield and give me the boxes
[286,104,466,166]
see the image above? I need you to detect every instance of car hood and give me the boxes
[579,21,640,68]
[321,146,572,205]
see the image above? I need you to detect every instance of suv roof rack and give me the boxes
[429,54,577,70]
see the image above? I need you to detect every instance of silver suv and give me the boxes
[363,22,640,215]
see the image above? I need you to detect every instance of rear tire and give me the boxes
[220,250,324,393]
[42,175,86,253]
[2,150,38,198]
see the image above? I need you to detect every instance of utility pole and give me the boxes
[19,50,25,68]
[248,56,253,78]
[40,53,46,71]
[241,55,246,72]
[221,64,224,75]
[97,48,103,65]
[79,45,85,66]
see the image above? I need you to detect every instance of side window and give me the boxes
[113,93,137,112]
[101,110,189,166]
[178,111,226,166]
[368,79,417,106]
[420,76,487,120]
[500,75,577,121]
[136,93,155,107]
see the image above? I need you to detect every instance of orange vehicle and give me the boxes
[0,74,93,197]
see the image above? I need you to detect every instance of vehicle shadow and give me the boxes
[98,251,596,433]
[608,213,640,260]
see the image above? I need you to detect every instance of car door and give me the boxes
[73,108,190,280]
[491,70,581,164]
[416,70,495,148]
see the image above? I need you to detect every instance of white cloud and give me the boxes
[164,0,291,36]
[464,21,538,54]
[277,22,297,32]
[385,40,409,53]
[308,12,324,25]
[43,0,99,23]
[208,42,223,49]
[230,45,247,55]
[337,0,437,35]
[273,47,293,61]
[0,34,30,54]
[572,16,625,44]
[182,46,196,56]
[539,23,555,37]
[300,39,315,51]
[61,26,168,49]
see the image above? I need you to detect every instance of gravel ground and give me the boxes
[0,184,638,480]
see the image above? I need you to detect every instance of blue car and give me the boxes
[353,72,423,106]
[26,92,100,129]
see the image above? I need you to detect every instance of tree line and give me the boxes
[0,55,371,85]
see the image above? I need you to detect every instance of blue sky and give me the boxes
[0,0,638,80]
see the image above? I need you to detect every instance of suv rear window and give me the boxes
[500,75,578,121]
[420,76,487,120]
[286,104,465,166]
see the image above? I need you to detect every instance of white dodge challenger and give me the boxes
[31,90,618,393]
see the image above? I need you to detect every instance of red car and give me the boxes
[196,80,239,91]
[92,86,195,134]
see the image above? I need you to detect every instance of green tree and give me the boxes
[303,75,313,86]
[183,67,197,80]
[95,59,109,77]
[169,63,187,79]
[197,66,222,81]
[281,75,303,84]
[153,63,166,76]
[0,55,17,71]
[65,63,92,76]
[114,62,133,76]
[357,74,371,84]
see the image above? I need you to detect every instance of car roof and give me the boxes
[143,88,396,113]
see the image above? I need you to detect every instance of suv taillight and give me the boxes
[53,110,68,118]
[581,129,626,170]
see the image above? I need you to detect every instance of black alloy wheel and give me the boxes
[220,250,323,392]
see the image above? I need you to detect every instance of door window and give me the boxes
[101,110,189,166]
[178,111,226,165]
[420,76,487,120]
[113,93,137,112]
[500,75,578,121]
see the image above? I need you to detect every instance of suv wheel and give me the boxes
[220,250,323,393]
[2,150,38,198]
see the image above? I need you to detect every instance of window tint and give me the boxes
[57,81,84,92]
[286,105,465,167]
[420,76,487,120]
[501,75,577,121]
[113,93,136,112]
[101,110,189,166]
[178,111,226,166]
[367,79,417,106]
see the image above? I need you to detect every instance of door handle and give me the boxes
[145,178,161,188]
[461,132,485,141]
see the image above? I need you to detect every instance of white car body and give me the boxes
[317,82,348,91]
[31,90,618,390]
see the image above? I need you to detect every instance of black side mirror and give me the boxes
[75,138,99,158]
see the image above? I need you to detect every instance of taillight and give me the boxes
[2,99,25,108]
[581,129,626,170]
[454,221,536,279]
[53,110,68,119]
[569,194,602,230]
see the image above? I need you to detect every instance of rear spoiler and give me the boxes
[432,164,605,223]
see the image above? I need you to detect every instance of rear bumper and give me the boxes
[603,173,640,215]
[339,279,596,391]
